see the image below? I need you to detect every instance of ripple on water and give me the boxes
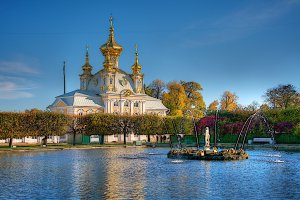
[0,148,299,200]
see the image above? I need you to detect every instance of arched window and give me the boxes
[110,78,113,84]
[134,102,139,107]
[114,101,119,106]
[78,109,84,116]
[124,101,129,107]
[86,109,93,114]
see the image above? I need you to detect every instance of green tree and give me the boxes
[220,91,238,111]
[145,79,166,99]
[0,112,24,148]
[33,112,70,145]
[264,84,299,109]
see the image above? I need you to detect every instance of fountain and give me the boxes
[167,110,255,161]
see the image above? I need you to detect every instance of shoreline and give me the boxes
[1,143,300,153]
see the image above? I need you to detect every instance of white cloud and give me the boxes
[0,61,38,99]
[0,91,33,99]
[0,61,39,75]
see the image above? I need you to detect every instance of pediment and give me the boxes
[55,99,67,107]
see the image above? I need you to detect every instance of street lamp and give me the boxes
[185,110,200,150]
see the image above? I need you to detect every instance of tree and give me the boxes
[33,112,70,145]
[145,79,166,99]
[162,81,188,116]
[180,81,206,118]
[68,116,86,146]
[264,84,298,109]
[245,101,260,112]
[207,100,219,112]
[220,91,238,111]
[0,112,24,148]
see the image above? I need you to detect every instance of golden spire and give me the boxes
[100,16,123,55]
[85,45,89,63]
[82,45,92,75]
[131,44,142,75]
[135,44,139,64]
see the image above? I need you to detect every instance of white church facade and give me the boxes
[47,17,168,144]
[48,17,167,117]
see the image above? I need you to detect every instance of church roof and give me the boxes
[50,90,103,108]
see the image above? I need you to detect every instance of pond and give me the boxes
[0,147,299,200]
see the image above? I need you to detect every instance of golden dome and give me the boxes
[100,16,123,54]
[131,44,142,74]
[82,46,92,75]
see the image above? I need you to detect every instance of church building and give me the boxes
[48,17,167,117]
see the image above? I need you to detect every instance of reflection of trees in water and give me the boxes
[70,150,107,199]
[103,148,147,199]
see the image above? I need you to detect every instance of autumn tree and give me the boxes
[207,100,219,112]
[180,81,206,118]
[33,112,70,145]
[220,91,238,111]
[162,81,188,116]
[0,112,24,148]
[145,79,166,99]
[264,84,299,109]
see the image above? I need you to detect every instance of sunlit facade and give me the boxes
[48,17,167,117]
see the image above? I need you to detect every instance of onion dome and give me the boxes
[100,16,123,55]
[131,44,142,75]
[82,46,93,75]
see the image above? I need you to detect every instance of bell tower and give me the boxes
[100,16,123,92]
[131,44,144,94]
[80,46,93,90]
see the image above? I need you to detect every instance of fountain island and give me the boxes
[166,110,277,161]
[167,127,249,161]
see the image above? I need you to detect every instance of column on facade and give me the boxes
[120,99,125,114]
[141,100,146,114]
[130,100,134,115]
[103,99,108,113]
[107,99,111,113]
[138,100,143,114]
[110,100,114,113]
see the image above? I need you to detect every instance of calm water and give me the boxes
[0,147,299,200]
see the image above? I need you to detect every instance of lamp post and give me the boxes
[185,110,200,150]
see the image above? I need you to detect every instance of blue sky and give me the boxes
[0,0,299,111]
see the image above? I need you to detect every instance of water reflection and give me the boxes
[0,148,300,200]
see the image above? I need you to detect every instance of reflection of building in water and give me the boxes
[103,149,146,199]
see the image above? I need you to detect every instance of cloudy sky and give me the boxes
[0,0,299,111]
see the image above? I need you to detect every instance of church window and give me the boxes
[134,102,139,107]
[78,109,84,116]
[110,78,113,84]
[87,109,94,114]
[103,79,106,85]
[124,101,129,107]
[114,101,119,106]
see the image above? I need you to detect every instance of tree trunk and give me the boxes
[43,136,48,146]
[9,137,13,148]
[73,131,76,146]
[147,135,150,142]
[123,132,127,145]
